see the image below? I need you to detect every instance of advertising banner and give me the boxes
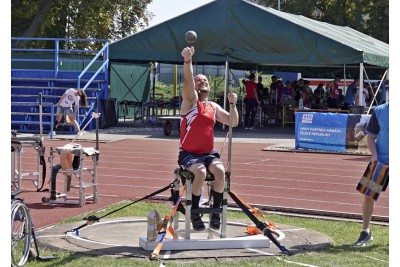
[295,112,371,153]
[295,112,348,152]
[345,114,371,154]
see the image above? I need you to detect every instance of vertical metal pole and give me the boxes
[173,64,177,97]
[385,68,389,103]
[178,73,182,110]
[96,92,100,161]
[222,61,229,131]
[39,93,43,140]
[152,62,157,107]
[50,104,54,140]
[358,63,364,106]
[222,60,231,238]
[54,40,59,78]
[343,64,346,94]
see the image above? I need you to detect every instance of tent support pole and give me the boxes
[222,61,229,131]
[358,63,364,106]
[343,64,346,94]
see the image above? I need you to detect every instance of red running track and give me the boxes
[15,138,388,230]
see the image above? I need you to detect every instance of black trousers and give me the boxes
[244,98,258,127]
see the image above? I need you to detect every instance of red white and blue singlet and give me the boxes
[179,100,217,154]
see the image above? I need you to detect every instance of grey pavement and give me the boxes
[36,216,332,261]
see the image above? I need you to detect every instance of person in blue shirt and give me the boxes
[344,78,359,108]
[354,86,389,246]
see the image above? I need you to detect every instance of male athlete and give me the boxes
[178,46,239,231]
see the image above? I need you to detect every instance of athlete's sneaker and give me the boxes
[191,214,205,231]
[209,213,221,230]
[354,231,373,246]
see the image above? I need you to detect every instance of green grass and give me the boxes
[23,201,389,267]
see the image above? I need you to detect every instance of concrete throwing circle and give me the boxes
[36,217,332,260]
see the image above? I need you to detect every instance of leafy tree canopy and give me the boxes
[12,0,153,49]
[257,0,388,43]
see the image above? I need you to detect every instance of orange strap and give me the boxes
[151,187,186,259]
[230,191,276,232]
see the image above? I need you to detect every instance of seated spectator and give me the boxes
[294,83,302,103]
[313,82,325,99]
[311,93,324,109]
[300,91,312,108]
[280,81,294,107]
[303,80,313,95]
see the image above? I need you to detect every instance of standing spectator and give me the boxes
[242,73,260,129]
[344,78,359,108]
[297,78,305,92]
[257,76,268,103]
[356,83,370,107]
[354,87,389,246]
[269,75,279,105]
[54,88,87,133]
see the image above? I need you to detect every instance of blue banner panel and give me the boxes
[345,114,371,153]
[295,112,349,152]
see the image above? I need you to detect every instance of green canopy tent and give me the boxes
[109,0,389,107]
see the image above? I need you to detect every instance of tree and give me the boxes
[257,0,388,43]
[11,0,153,49]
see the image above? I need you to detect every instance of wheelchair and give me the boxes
[11,190,32,267]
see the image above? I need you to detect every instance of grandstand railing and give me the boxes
[11,38,109,134]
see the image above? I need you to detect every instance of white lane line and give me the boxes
[246,248,320,267]
[246,248,274,256]
[162,250,171,260]
[245,159,271,165]
[276,256,320,267]
[282,228,307,232]
[359,254,389,263]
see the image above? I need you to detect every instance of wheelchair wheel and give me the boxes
[163,120,172,136]
[11,199,32,267]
